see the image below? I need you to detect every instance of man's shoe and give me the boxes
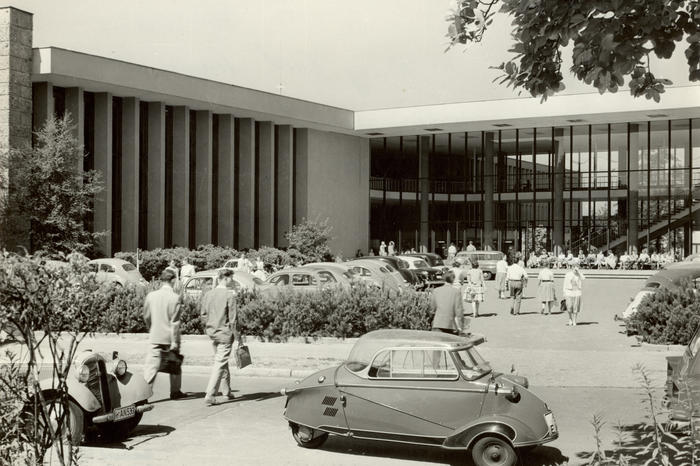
[170,391,187,400]
[204,396,218,406]
[224,393,236,400]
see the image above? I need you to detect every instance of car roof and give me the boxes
[269,267,320,275]
[304,263,350,272]
[88,258,131,265]
[644,265,700,289]
[357,329,484,349]
[345,259,388,269]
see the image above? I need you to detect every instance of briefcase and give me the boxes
[234,345,252,369]
[158,349,184,375]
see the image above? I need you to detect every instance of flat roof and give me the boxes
[33,47,700,138]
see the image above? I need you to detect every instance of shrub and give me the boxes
[115,245,238,281]
[625,279,700,345]
[285,218,333,263]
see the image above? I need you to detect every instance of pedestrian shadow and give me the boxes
[232,391,284,402]
[151,391,205,404]
[515,311,540,315]
[574,321,599,326]
[473,312,498,318]
[88,424,176,450]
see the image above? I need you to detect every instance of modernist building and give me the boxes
[1,6,700,258]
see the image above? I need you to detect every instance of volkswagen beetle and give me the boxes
[282,329,557,466]
[30,349,154,444]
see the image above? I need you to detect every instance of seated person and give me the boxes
[606,251,618,269]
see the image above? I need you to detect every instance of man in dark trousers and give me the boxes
[201,268,240,406]
[143,269,185,399]
[430,271,466,335]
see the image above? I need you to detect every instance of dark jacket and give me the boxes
[201,287,237,344]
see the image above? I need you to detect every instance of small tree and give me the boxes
[285,218,333,264]
[446,1,700,102]
[1,115,104,255]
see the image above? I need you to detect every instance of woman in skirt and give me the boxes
[465,261,486,317]
[495,253,508,299]
[537,261,556,314]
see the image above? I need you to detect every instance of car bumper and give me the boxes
[92,403,153,424]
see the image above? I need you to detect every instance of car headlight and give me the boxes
[76,364,90,383]
[113,359,127,378]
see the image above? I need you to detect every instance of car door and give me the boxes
[183,277,212,299]
[335,348,484,444]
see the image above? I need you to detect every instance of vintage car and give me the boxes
[282,329,557,466]
[664,323,700,433]
[621,263,700,320]
[31,349,153,444]
[454,251,505,280]
[182,268,268,299]
[87,258,148,288]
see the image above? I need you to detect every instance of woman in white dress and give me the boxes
[537,262,555,315]
[465,262,486,317]
[563,266,585,326]
[379,241,387,256]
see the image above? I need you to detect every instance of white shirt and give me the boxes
[466,244,476,251]
[180,264,196,279]
[448,245,457,256]
[563,270,585,297]
[538,268,554,281]
[496,259,508,274]
[506,263,526,281]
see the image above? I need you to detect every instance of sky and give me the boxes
[4,0,694,110]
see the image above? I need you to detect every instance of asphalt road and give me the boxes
[78,372,657,466]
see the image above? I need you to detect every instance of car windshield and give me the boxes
[253,277,265,285]
[413,259,429,268]
[452,348,492,380]
[122,263,136,272]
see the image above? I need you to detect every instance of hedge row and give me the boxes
[94,283,432,340]
[625,279,700,345]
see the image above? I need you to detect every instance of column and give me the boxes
[194,110,212,246]
[217,115,235,247]
[294,128,308,224]
[146,102,165,249]
[257,121,275,247]
[120,97,139,251]
[483,133,496,250]
[93,93,112,255]
[32,82,53,133]
[419,135,430,251]
[276,125,294,246]
[237,118,255,249]
[553,129,566,253]
[171,106,189,247]
[0,8,32,249]
[628,124,640,252]
[65,87,84,172]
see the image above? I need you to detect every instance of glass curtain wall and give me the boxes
[369,119,696,257]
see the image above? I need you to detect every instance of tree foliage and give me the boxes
[1,115,104,255]
[284,218,334,264]
[446,0,700,102]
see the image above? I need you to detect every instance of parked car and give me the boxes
[454,251,504,280]
[664,323,700,432]
[396,255,444,287]
[282,329,557,466]
[87,258,148,287]
[343,259,406,291]
[29,349,153,445]
[182,268,267,299]
[265,266,354,292]
[359,256,421,287]
[403,252,447,270]
[621,264,700,319]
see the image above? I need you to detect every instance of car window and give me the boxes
[100,264,116,273]
[343,272,354,280]
[434,258,445,266]
[351,266,370,277]
[252,277,265,285]
[452,348,492,380]
[185,277,213,291]
[384,264,396,272]
[317,271,337,284]
[413,260,429,268]
[122,263,136,272]
[270,274,289,286]
[292,274,317,286]
[368,349,458,379]
[379,266,389,274]
[397,259,409,269]
[87,263,98,273]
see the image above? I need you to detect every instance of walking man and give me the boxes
[430,271,465,335]
[201,268,240,406]
[143,269,185,399]
[506,257,528,315]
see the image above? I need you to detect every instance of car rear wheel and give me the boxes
[471,435,517,466]
[25,393,85,448]
[290,422,328,449]
[482,271,493,280]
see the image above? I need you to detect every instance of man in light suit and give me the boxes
[430,271,465,335]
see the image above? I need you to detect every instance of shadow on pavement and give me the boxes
[151,391,205,404]
[233,391,284,402]
[88,424,176,450]
[574,321,599,326]
[319,437,568,466]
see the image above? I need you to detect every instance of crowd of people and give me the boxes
[524,247,677,270]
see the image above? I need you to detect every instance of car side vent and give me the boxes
[323,407,338,417]
[321,396,337,406]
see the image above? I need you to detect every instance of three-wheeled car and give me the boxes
[31,349,153,445]
[282,329,557,466]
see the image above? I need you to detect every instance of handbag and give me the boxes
[234,345,252,369]
[158,349,184,375]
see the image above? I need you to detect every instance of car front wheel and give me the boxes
[290,422,328,449]
[482,271,493,280]
[471,435,517,466]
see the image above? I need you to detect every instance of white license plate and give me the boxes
[545,412,557,435]
[113,405,136,422]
